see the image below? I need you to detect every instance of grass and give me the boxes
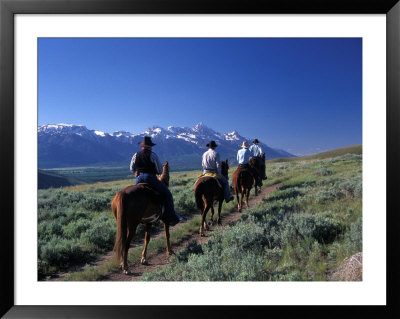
[63,200,237,281]
[140,153,362,281]
[38,167,237,280]
[38,145,362,281]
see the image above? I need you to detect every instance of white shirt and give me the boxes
[249,144,263,157]
[202,148,221,174]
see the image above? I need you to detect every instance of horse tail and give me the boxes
[194,181,205,212]
[112,191,127,262]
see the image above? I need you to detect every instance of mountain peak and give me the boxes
[193,122,206,130]
[144,126,164,137]
[38,123,87,134]
[192,122,217,136]
[224,130,241,141]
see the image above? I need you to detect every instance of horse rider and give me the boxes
[249,138,267,180]
[202,140,234,203]
[237,141,262,187]
[130,136,183,226]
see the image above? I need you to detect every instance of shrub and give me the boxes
[284,212,344,245]
[169,178,193,187]
[315,167,333,176]
[338,177,362,198]
[80,216,115,251]
[81,196,111,211]
[65,209,90,223]
[38,220,64,241]
[315,187,343,203]
[38,237,87,272]
[173,189,196,215]
[142,222,269,281]
[265,188,303,202]
[63,219,91,239]
[344,217,362,254]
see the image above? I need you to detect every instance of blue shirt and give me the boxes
[237,148,251,164]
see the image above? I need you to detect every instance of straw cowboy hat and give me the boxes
[138,136,156,147]
[240,141,249,148]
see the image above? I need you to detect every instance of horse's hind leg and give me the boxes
[200,205,211,237]
[245,188,250,208]
[234,187,240,211]
[164,223,174,256]
[217,200,223,225]
[209,205,215,226]
[239,188,245,212]
[122,223,137,274]
[141,223,152,265]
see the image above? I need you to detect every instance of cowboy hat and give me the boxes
[240,141,249,148]
[206,141,218,148]
[138,136,156,147]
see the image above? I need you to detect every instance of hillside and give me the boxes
[38,170,86,189]
[267,144,362,163]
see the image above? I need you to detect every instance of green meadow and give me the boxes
[37,145,362,281]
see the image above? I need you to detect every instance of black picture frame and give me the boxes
[1,0,399,318]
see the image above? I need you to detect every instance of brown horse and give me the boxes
[112,161,172,275]
[232,164,254,212]
[250,153,266,195]
[193,160,229,237]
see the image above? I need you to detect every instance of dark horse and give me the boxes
[112,161,172,275]
[250,152,266,195]
[193,160,229,237]
[232,164,254,212]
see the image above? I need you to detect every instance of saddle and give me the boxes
[238,164,250,171]
[196,172,222,189]
[136,183,165,224]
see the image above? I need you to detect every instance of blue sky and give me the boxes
[38,38,362,156]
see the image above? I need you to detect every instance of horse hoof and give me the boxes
[123,269,129,275]
[141,257,147,265]
[217,220,222,226]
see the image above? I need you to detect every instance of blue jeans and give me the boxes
[135,173,181,224]
[203,169,231,201]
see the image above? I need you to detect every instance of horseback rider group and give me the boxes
[130,136,266,226]
[237,140,263,187]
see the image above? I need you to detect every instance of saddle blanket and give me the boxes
[196,172,222,188]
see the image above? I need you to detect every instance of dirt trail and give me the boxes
[101,183,281,281]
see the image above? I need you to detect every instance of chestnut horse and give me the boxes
[112,161,172,275]
[232,164,254,212]
[193,160,229,237]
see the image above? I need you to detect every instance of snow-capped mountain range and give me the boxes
[38,123,295,169]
